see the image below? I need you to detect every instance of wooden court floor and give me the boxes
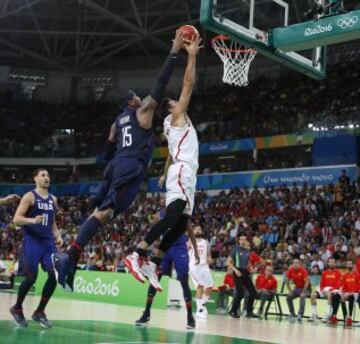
[1,293,360,344]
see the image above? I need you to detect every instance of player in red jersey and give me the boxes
[309,258,342,322]
[216,266,235,314]
[255,265,277,318]
[286,258,311,321]
[330,260,360,326]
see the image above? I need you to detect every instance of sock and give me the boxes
[145,296,154,314]
[136,248,148,258]
[196,298,202,311]
[36,272,57,312]
[68,217,102,264]
[186,301,193,318]
[151,256,162,267]
[312,305,317,317]
[15,277,36,309]
[202,294,210,307]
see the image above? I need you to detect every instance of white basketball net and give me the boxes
[212,35,257,87]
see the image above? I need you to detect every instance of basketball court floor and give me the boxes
[1,293,360,344]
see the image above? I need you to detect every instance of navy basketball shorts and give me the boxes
[161,246,189,281]
[22,235,57,277]
[93,157,145,215]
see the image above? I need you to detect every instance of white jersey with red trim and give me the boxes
[189,238,208,266]
[163,114,199,171]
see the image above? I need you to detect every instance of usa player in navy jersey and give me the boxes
[10,169,62,328]
[135,198,197,329]
[53,30,186,291]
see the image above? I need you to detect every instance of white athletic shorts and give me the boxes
[166,162,196,216]
[190,265,214,289]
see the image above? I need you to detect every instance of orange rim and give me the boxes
[211,34,256,54]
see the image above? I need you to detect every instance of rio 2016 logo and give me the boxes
[304,24,333,37]
[337,16,359,29]
[74,276,120,296]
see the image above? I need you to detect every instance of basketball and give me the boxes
[178,25,199,41]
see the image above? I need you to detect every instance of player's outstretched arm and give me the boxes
[137,30,185,130]
[13,192,43,226]
[0,194,20,206]
[172,36,202,123]
[158,154,173,188]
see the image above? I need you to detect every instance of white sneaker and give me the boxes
[308,314,318,322]
[141,261,162,292]
[196,308,208,319]
[321,314,330,323]
[123,252,146,283]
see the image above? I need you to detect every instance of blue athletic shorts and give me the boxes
[22,235,57,277]
[92,157,145,216]
[161,246,189,280]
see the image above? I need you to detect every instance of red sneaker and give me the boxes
[123,252,146,283]
[346,317,353,327]
[328,315,338,325]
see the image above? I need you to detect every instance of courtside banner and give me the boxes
[148,165,358,192]
[34,270,169,310]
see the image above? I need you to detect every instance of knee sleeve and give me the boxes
[159,214,189,253]
[144,200,186,246]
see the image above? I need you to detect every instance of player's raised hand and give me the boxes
[32,215,44,224]
[184,36,203,56]
[171,29,186,53]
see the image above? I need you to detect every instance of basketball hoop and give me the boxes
[212,35,257,87]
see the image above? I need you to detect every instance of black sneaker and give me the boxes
[187,315,196,329]
[246,312,259,319]
[229,311,240,318]
[135,312,150,326]
[10,306,28,328]
[32,311,53,328]
[65,267,76,293]
[52,253,70,290]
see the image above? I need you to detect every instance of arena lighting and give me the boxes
[308,123,314,128]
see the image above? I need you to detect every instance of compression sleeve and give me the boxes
[150,52,178,102]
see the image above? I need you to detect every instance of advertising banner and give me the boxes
[148,165,358,192]
[34,270,169,310]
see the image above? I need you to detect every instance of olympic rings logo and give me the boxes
[337,16,359,29]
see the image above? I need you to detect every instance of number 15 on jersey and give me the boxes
[122,126,132,148]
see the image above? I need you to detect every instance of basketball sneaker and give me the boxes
[52,252,71,290]
[32,311,53,328]
[328,315,338,325]
[346,317,353,327]
[187,314,196,329]
[196,308,208,319]
[141,261,162,291]
[123,252,146,284]
[10,306,28,328]
[135,311,151,326]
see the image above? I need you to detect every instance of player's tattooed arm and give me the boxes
[13,192,42,226]
[137,96,157,130]
[187,222,200,264]
[52,196,63,247]
[0,194,20,206]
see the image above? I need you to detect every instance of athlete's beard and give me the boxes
[195,233,202,238]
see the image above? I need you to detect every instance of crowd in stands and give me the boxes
[1,171,359,277]
[0,61,359,159]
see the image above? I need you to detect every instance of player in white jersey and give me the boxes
[189,226,214,319]
[125,35,202,292]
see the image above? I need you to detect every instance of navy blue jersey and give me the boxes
[21,190,55,240]
[114,106,153,166]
